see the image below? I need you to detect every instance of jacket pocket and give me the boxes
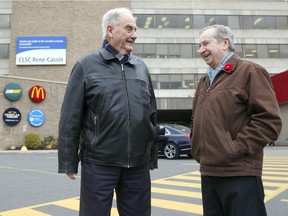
[202,132,241,167]
[90,115,99,149]
[224,132,242,158]
[134,79,151,104]
[216,132,243,165]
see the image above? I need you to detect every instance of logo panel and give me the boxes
[3,107,21,126]
[29,85,46,103]
[4,83,23,101]
[28,109,45,127]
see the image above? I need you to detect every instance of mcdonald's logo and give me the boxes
[29,85,46,103]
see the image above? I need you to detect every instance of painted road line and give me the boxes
[0,198,118,216]
[153,179,201,188]
[264,167,288,171]
[52,197,79,211]
[152,198,203,215]
[168,175,201,181]
[0,206,53,216]
[263,181,287,187]
[152,187,202,199]
[262,175,288,181]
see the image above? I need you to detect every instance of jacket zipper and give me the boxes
[121,63,131,168]
[200,80,210,160]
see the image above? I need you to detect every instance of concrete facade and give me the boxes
[0,1,131,149]
[0,0,287,149]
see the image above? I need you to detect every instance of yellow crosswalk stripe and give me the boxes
[263,171,288,176]
[263,181,287,187]
[0,208,51,216]
[152,198,203,214]
[153,179,202,188]
[262,175,288,181]
[264,167,288,171]
[168,175,201,181]
[53,197,79,211]
[152,187,202,198]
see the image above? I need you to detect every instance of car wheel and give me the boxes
[163,143,179,159]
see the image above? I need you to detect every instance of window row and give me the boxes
[133,43,288,59]
[151,71,274,90]
[0,15,11,28]
[151,74,205,90]
[1,43,287,60]
[134,14,288,29]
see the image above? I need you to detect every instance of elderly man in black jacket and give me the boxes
[58,8,157,216]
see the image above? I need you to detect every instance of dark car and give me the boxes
[157,124,192,159]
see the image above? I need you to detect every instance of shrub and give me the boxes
[41,135,58,150]
[24,133,41,150]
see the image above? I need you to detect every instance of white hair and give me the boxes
[200,25,235,52]
[101,8,133,39]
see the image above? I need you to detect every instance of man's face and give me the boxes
[198,28,228,69]
[107,13,137,54]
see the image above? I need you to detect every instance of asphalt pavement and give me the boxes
[0,146,288,216]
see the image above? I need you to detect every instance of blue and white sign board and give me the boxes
[28,109,45,127]
[16,36,66,65]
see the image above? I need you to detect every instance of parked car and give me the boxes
[157,124,192,159]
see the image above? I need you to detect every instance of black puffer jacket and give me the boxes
[58,48,157,173]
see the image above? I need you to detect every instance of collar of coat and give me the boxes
[101,40,140,65]
[221,53,241,74]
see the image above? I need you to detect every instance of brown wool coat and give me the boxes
[191,54,282,176]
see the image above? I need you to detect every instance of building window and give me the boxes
[151,74,205,90]
[244,44,258,58]
[193,15,205,29]
[144,44,156,58]
[276,16,288,29]
[0,15,10,28]
[279,44,288,58]
[156,44,168,58]
[180,44,193,58]
[235,44,244,58]
[257,45,269,58]
[183,74,195,89]
[168,44,180,58]
[228,16,240,29]
[268,44,281,58]
[0,44,9,59]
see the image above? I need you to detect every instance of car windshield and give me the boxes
[168,124,190,133]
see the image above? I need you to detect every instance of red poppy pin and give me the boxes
[223,63,233,71]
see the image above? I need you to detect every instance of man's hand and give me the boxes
[66,172,77,180]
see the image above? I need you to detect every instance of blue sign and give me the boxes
[28,109,45,127]
[16,36,66,65]
[3,107,21,126]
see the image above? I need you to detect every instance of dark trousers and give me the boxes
[80,162,151,216]
[201,175,267,216]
